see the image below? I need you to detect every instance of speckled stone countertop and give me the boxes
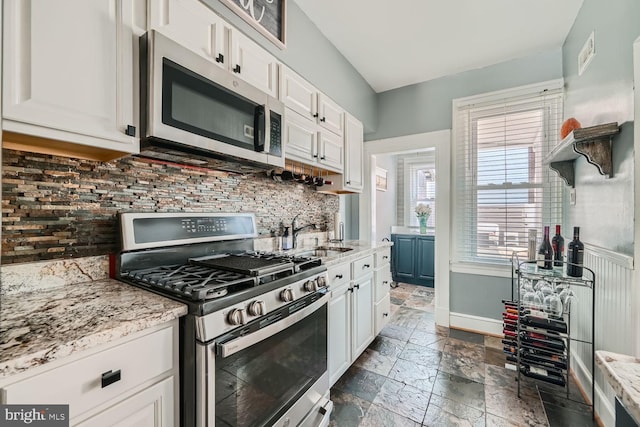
[596,350,640,423]
[0,278,187,379]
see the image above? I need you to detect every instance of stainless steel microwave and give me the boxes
[139,30,284,172]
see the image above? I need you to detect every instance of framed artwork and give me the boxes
[376,167,387,191]
[217,0,287,49]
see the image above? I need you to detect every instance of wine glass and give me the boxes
[535,279,554,301]
[558,287,577,314]
[522,287,542,309]
[543,293,563,317]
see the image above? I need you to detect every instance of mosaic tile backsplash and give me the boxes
[1,149,338,264]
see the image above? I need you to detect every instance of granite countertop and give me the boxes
[0,279,187,379]
[390,226,435,236]
[596,350,640,423]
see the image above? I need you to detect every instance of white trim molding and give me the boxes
[449,312,503,336]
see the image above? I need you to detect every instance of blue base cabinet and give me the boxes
[391,234,434,287]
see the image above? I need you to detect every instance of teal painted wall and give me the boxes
[366,48,563,141]
[562,0,640,256]
[201,0,377,131]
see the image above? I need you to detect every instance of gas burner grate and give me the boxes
[125,264,256,301]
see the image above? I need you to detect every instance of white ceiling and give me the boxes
[294,0,584,93]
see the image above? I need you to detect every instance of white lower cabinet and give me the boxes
[0,321,178,426]
[75,377,174,427]
[327,254,376,387]
[328,282,352,386]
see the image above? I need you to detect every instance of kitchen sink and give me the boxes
[298,246,353,257]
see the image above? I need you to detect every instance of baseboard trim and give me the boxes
[435,306,450,327]
[449,312,503,336]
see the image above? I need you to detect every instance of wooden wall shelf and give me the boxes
[544,122,620,187]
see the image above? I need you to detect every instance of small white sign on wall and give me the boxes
[578,31,596,76]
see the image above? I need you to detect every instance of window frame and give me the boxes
[451,79,564,276]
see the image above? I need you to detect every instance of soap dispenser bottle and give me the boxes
[282,227,292,250]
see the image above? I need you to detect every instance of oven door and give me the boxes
[197,291,331,427]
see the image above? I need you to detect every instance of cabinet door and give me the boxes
[283,109,317,163]
[280,67,316,120]
[351,274,374,359]
[344,114,364,191]
[416,237,435,285]
[328,284,351,387]
[317,93,344,136]
[148,0,227,67]
[75,377,175,427]
[230,30,279,98]
[374,293,391,336]
[318,131,344,172]
[3,0,142,153]
[392,236,416,281]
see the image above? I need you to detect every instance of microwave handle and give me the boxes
[254,105,266,152]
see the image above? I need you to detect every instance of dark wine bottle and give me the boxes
[566,226,584,277]
[536,226,553,269]
[551,225,564,267]
[520,311,567,333]
[519,363,566,386]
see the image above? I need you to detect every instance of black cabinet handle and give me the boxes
[383,255,389,260]
[320,117,326,122]
[349,287,354,293]
[383,313,389,317]
[101,369,121,388]
[383,281,389,285]
[335,274,343,279]
[355,284,360,289]
[125,125,136,137]
[313,154,318,158]
[363,264,370,269]
[346,181,351,185]
[233,64,241,73]
[216,53,224,63]
[320,156,326,160]
[313,113,319,118]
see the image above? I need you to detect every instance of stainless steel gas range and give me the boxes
[115,212,333,427]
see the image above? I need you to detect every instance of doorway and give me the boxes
[359,130,451,327]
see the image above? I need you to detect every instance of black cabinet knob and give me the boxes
[216,53,224,63]
[363,264,370,269]
[313,113,319,118]
[346,181,351,185]
[320,117,326,122]
[320,156,326,160]
[335,274,343,279]
[233,64,241,73]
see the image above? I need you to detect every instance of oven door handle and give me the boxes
[216,292,329,358]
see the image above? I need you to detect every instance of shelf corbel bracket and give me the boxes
[549,161,575,187]
[573,137,613,177]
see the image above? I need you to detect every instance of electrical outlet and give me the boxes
[570,188,576,205]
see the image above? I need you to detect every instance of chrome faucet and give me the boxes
[292,214,318,249]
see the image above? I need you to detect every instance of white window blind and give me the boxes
[453,82,563,266]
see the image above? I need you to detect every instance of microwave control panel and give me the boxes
[269,111,282,157]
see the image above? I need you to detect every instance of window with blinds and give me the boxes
[453,81,563,266]
[403,154,436,227]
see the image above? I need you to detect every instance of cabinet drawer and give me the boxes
[3,326,174,420]
[374,293,391,336]
[352,255,374,280]
[328,263,350,288]
[375,248,391,268]
[374,267,392,302]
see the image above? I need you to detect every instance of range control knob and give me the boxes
[280,288,295,302]
[227,308,247,326]
[248,300,267,316]
[316,276,327,288]
[304,279,318,292]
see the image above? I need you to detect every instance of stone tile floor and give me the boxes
[329,283,597,427]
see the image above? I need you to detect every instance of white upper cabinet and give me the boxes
[320,112,364,193]
[149,0,279,98]
[2,0,145,157]
[343,113,364,191]
[317,93,344,136]
[229,30,279,98]
[318,130,344,171]
[283,109,318,164]
[280,67,344,137]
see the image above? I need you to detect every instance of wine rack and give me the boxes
[505,254,595,414]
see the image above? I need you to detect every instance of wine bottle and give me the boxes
[520,363,566,386]
[536,226,553,269]
[520,311,567,333]
[566,227,584,277]
[551,225,564,267]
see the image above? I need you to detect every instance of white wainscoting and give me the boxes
[570,242,634,427]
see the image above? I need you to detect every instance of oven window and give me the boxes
[215,304,327,427]
[162,58,256,150]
